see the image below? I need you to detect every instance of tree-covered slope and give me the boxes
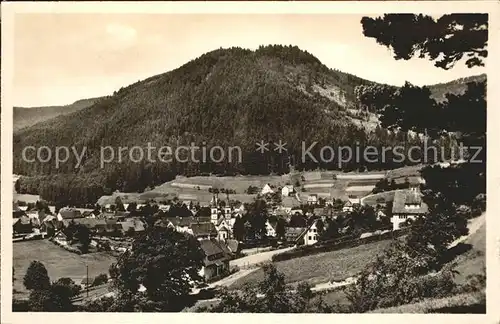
[13,97,105,131]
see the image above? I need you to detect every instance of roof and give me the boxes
[217,217,230,227]
[114,211,131,218]
[58,208,83,220]
[119,219,146,232]
[313,208,324,216]
[392,190,429,215]
[285,227,308,242]
[62,218,107,228]
[165,216,195,227]
[13,215,31,226]
[199,239,232,265]
[282,197,300,208]
[200,240,223,256]
[191,222,218,237]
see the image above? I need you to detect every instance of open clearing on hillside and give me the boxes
[386,165,423,180]
[230,239,393,289]
[13,240,116,299]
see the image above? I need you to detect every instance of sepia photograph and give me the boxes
[1,1,497,320]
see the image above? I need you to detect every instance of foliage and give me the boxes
[83,296,116,312]
[243,199,269,239]
[345,241,457,312]
[202,264,333,313]
[276,217,287,240]
[92,273,109,286]
[23,262,79,311]
[361,14,488,70]
[23,261,51,291]
[107,226,205,311]
[232,215,245,241]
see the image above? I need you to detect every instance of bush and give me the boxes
[345,241,458,313]
[92,273,108,286]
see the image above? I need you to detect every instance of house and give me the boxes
[13,204,26,218]
[284,227,308,245]
[303,219,320,246]
[261,183,274,195]
[281,185,295,197]
[162,216,196,233]
[13,215,33,234]
[348,196,361,205]
[57,208,84,221]
[216,217,232,241]
[82,211,94,218]
[25,210,43,227]
[191,222,219,240]
[312,208,324,217]
[92,219,123,235]
[158,204,171,212]
[376,210,386,221]
[198,239,232,281]
[265,220,277,237]
[307,194,318,205]
[284,219,320,246]
[41,215,60,233]
[391,188,428,231]
[119,218,146,235]
[342,201,354,213]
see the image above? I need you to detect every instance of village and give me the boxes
[12,165,441,300]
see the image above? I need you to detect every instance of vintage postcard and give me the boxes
[1,1,498,323]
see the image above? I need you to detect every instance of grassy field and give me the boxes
[451,223,485,286]
[369,290,485,313]
[230,239,393,289]
[13,240,116,299]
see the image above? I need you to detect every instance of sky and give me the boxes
[13,13,486,107]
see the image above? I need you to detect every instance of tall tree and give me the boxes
[108,226,204,311]
[361,14,488,69]
[24,261,51,291]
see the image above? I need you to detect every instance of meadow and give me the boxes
[229,239,393,289]
[13,240,116,299]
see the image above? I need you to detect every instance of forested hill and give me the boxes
[13,97,105,131]
[428,74,486,102]
[12,45,485,201]
[13,46,378,175]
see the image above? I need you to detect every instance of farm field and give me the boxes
[13,240,116,299]
[229,239,393,289]
[360,190,398,206]
[13,193,41,203]
[386,165,423,180]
